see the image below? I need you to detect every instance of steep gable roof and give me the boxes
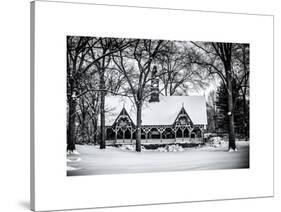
[104,95,207,126]
[173,106,194,126]
[112,107,135,127]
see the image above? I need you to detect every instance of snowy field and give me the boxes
[67,141,249,176]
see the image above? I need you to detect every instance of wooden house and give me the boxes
[102,66,207,144]
[103,95,207,144]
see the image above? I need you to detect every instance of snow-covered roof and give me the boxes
[104,95,207,126]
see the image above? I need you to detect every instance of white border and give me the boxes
[31,1,274,211]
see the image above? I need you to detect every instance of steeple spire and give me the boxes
[149,66,160,103]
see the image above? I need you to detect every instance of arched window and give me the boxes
[117,115,131,128]
[176,114,191,127]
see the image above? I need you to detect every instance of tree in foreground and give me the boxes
[67,36,93,151]
[215,80,249,138]
[113,39,166,152]
[189,42,249,151]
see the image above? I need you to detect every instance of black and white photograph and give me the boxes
[2,0,278,210]
[66,36,250,176]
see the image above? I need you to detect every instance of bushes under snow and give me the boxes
[208,136,227,148]
[155,144,184,152]
[117,143,204,152]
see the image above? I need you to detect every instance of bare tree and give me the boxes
[89,39,112,149]
[87,38,134,149]
[105,68,127,94]
[67,36,132,151]
[113,39,166,152]
[67,36,94,151]
[232,44,250,139]
[189,42,245,151]
[77,69,100,144]
[157,41,209,96]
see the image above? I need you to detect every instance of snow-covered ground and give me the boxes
[67,141,249,176]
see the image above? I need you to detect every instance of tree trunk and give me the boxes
[136,103,142,152]
[99,67,106,149]
[242,46,249,141]
[225,64,236,151]
[67,96,77,151]
[92,118,97,144]
[227,97,236,150]
[242,91,248,140]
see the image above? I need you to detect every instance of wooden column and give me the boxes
[173,128,177,142]
[199,126,204,142]
[158,127,165,143]
[179,126,185,142]
[143,128,151,143]
[114,127,118,144]
[187,126,193,142]
[130,127,133,143]
[146,133,148,142]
